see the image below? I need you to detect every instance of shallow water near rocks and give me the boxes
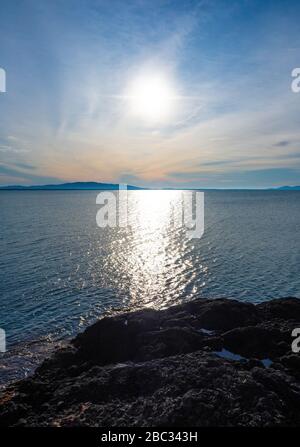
[214,348,274,368]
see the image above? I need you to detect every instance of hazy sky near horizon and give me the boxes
[0,0,300,188]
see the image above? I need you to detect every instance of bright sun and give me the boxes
[126,73,176,124]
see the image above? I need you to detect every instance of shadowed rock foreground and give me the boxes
[1,297,300,427]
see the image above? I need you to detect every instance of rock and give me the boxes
[1,297,300,427]
[73,309,160,364]
[280,354,300,378]
[257,298,300,321]
[222,326,286,358]
[187,298,261,331]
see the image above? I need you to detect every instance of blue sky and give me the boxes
[0,0,300,188]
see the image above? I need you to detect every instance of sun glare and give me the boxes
[126,73,176,125]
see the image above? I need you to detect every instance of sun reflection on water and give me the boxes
[128,191,181,304]
[105,190,195,308]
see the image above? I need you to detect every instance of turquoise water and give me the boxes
[1,190,299,348]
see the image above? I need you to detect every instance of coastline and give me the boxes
[1,296,300,426]
[0,338,68,390]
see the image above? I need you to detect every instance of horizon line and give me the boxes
[0,181,299,191]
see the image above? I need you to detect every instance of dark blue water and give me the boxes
[1,190,300,350]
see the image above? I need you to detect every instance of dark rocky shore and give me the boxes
[1,297,300,427]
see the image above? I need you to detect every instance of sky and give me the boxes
[0,0,300,189]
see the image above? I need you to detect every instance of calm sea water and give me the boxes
[1,190,300,350]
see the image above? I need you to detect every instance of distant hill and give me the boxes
[274,186,300,191]
[0,182,144,190]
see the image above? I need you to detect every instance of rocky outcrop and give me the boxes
[0,297,300,426]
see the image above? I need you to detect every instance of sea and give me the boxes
[0,190,299,385]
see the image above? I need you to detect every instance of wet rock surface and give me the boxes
[0,297,300,426]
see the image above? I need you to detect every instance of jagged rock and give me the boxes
[0,297,300,426]
[222,326,287,358]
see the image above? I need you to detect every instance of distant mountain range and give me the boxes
[0,182,299,190]
[0,182,144,190]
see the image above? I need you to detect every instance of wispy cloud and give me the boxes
[274,140,292,147]
[0,163,61,185]
[0,145,30,153]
